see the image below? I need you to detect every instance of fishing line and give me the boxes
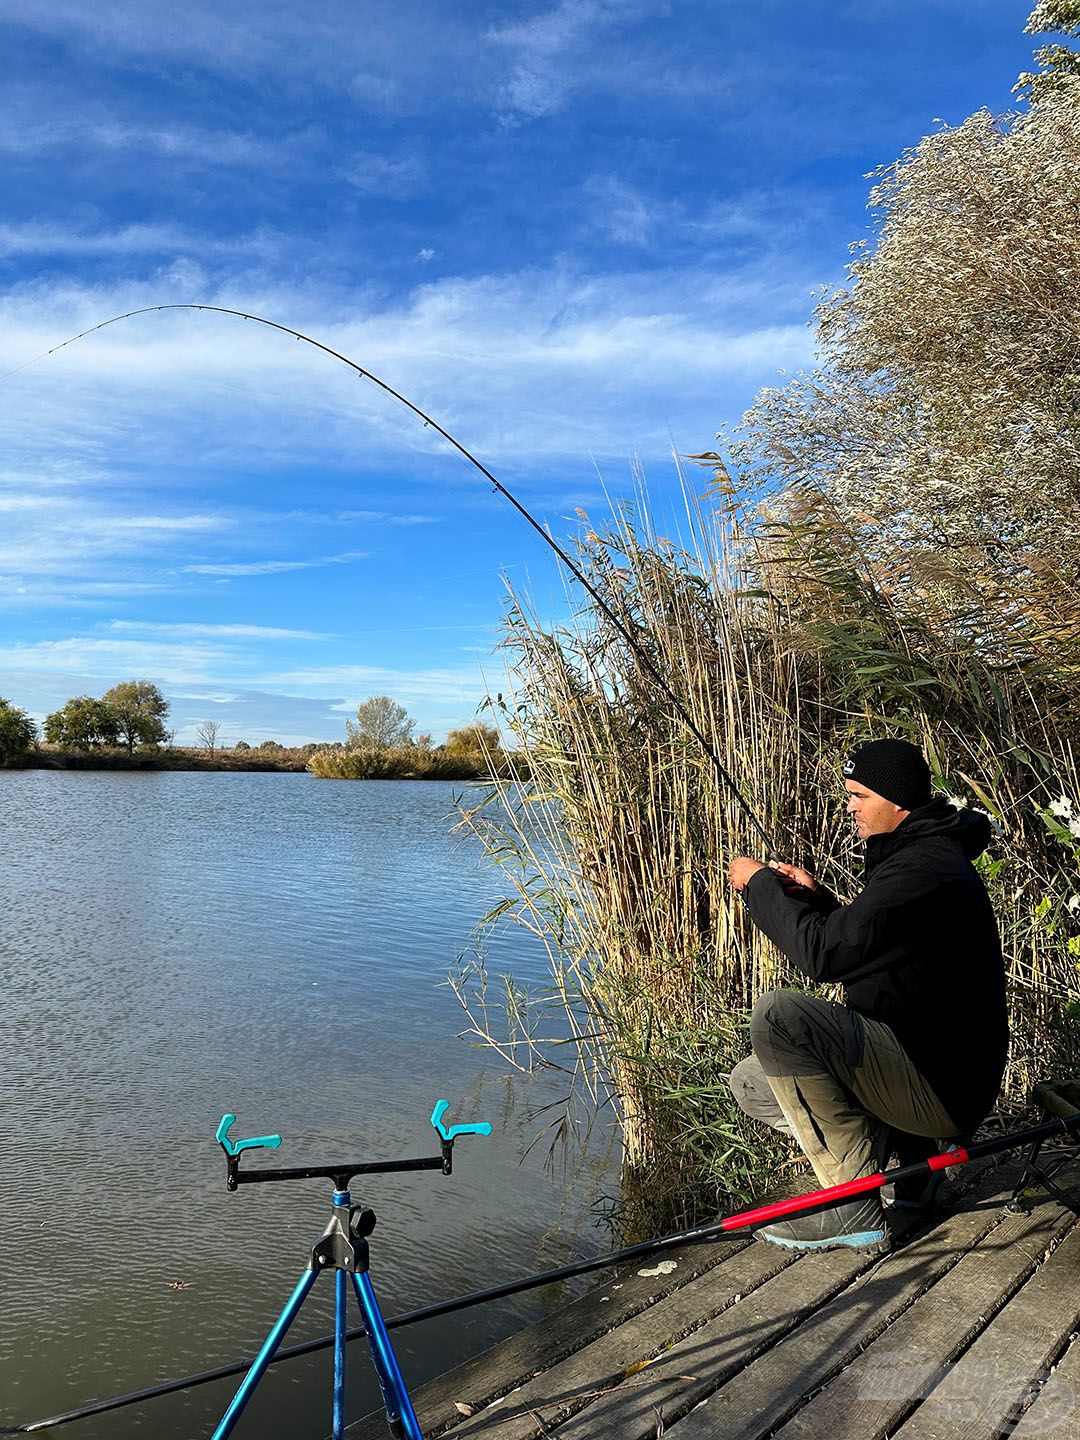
[26,303,779,856]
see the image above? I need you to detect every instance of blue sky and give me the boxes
[0,1,1040,745]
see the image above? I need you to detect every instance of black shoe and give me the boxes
[754,1195,890,1254]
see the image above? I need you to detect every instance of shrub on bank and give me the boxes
[306,742,516,781]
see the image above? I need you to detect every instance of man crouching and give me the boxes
[727,738,1008,1253]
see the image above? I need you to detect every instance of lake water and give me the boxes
[0,771,617,1438]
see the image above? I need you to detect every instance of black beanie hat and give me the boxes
[842,738,932,812]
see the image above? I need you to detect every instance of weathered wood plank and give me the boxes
[667,1167,1009,1440]
[764,1180,1080,1440]
[441,1240,801,1440]
[344,1237,751,1440]
[1012,1328,1080,1437]
[535,1245,886,1440]
[892,1221,1080,1440]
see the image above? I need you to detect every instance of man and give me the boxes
[727,737,1008,1253]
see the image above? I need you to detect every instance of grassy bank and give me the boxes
[20,744,312,772]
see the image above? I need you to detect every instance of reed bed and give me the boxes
[457,473,1080,1239]
[307,743,516,781]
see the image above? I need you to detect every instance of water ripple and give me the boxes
[0,772,615,1438]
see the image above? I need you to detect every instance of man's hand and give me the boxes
[768,860,817,894]
[729,856,765,892]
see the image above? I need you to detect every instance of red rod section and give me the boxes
[719,1144,972,1231]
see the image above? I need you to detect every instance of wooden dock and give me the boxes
[348,1155,1080,1440]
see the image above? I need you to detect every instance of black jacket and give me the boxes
[742,797,1008,1133]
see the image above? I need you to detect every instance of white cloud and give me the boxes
[583,175,657,247]
[345,149,425,197]
[336,511,436,525]
[107,621,330,640]
[0,118,282,166]
[181,550,367,577]
[0,263,815,484]
[0,491,229,577]
[0,1,481,103]
[487,0,609,120]
[0,221,284,261]
[280,662,489,704]
[0,637,230,684]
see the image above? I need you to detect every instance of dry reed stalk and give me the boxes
[457,475,1080,1235]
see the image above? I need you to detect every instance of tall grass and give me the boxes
[307,743,516,781]
[457,473,1080,1239]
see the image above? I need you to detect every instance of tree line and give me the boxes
[0,686,507,772]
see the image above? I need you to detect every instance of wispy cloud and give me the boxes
[181,550,367,577]
[0,494,229,576]
[0,118,284,166]
[0,263,815,480]
[344,149,425,198]
[107,621,330,640]
[336,511,436,525]
[275,662,490,705]
[0,1,483,103]
[487,1,614,120]
[0,637,230,684]
[0,221,284,261]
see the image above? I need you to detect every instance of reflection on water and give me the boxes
[0,771,616,1437]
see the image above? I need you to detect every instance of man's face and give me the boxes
[844,780,909,840]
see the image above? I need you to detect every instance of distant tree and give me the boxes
[0,698,36,765]
[234,740,251,751]
[101,681,169,753]
[258,739,284,752]
[346,696,415,750]
[44,695,120,750]
[196,719,221,754]
[446,723,501,754]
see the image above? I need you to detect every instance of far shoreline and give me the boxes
[5,746,501,779]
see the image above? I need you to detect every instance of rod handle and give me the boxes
[216,1113,284,1157]
[431,1100,492,1142]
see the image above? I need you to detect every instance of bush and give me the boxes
[0,698,36,765]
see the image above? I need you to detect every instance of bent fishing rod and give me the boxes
[27,303,779,858]
[8,1096,1080,1435]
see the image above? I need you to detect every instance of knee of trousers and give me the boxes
[750,989,833,1078]
[728,1055,763,1112]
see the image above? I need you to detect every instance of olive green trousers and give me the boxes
[728,990,961,1189]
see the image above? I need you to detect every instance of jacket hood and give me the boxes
[865,795,992,868]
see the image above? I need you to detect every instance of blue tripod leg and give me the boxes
[211,1268,320,1440]
[350,1271,424,1440]
[333,1267,348,1440]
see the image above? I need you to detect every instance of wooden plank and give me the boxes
[533,1246,885,1440]
[539,1162,1000,1440]
[890,1221,1080,1440]
[1012,1328,1080,1437]
[439,1240,801,1440]
[762,1180,1080,1440]
[667,1166,1009,1440]
[343,1238,752,1440]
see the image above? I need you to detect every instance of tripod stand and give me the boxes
[210,1101,490,1440]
